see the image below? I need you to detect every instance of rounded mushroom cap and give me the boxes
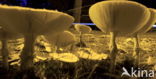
[0,5,74,35]
[0,26,22,40]
[45,31,76,47]
[137,8,156,34]
[89,1,150,35]
[74,24,92,34]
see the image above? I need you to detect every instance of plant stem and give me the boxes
[87,63,99,79]
[109,32,118,73]
[1,39,9,70]
[20,34,36,71]
[80,32,83,44]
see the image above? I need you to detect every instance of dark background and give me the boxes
[0,0,155,9]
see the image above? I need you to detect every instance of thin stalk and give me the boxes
[70,44,75,53]
[133,34,140,66]
[1,39,9,70]
[54,36,60,53]
[20,34,36,71]
[109,32,118,73]
[74,63,79,79]
[54,46,57,53]
[80,32,83,44]
[79,32,86,47]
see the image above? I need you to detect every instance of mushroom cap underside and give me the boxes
[0,5,74,35]
[89,1,150,35]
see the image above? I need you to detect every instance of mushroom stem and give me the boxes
[80,32,83,43]
[53,46,57,53]
[133,34,140,65]
[1,39,9,70]
[79,32,86,47]
[109,32,118,73]
[20,34,36,71]
[70,44,75,53]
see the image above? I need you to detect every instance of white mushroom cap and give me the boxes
[0,5,74,35]
[137,8,156,34]
[89,1,150,35]
[45,31,76,47]
[74,24,92,34]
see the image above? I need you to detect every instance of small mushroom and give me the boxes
[89,1,150,72]
[45,31,76,53]
[74,24,92,47]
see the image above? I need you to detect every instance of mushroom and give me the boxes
[0,27,22,69]
[89,1,150,72]
[74,24,92,47]
[132,8,156,61]
[0,5,74,71]
[45,31,76,53]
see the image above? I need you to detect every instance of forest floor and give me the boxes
[0,31,156,79]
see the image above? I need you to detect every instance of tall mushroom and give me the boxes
[89,1,150,72]
[0,5,74,71]
[0,27,22,69]
[74,24,92,47]
[132,8,156,62]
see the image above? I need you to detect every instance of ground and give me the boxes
[0,31,156,79]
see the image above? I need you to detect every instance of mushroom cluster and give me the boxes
[0,5,74,71]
